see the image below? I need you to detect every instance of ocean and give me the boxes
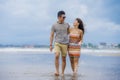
[0,50,120,80]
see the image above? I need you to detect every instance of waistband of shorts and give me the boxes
[55,42,68,45]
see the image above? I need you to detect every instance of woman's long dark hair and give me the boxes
[76,18,84,34]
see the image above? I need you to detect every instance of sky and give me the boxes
[0,0,120,45]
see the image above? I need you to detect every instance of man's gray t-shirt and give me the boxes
[51,22,69,44]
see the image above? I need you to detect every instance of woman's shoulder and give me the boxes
[78,29,83,34]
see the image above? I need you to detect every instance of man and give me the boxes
[50,10,69,76]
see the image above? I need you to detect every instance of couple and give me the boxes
[50,10,84,76]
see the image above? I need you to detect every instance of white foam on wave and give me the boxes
[0,48,120,56]
[0,48,49,53]
[81,49,120,53]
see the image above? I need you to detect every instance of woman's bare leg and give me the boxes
[74,57,79,73]
[69,57,74,72]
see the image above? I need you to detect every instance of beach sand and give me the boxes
[0,49,120,80]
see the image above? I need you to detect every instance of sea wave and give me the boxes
[0,48,120,56]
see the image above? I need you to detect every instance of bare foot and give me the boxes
[54,72,59,76]
[61,73,64,77]
[73,72,77,76]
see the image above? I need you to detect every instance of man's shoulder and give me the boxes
[64,22,69,25]
[63,22,70,28]
[52,22,58,26]
[52,22,70,27]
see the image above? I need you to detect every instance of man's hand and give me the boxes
[50,46,53,52]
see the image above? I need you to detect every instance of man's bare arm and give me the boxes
[50,31,54,52]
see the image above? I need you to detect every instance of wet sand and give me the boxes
[0,52,120,80]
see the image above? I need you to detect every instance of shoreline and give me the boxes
[0,48,120,56]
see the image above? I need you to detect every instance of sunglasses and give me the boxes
[61,15,66,19]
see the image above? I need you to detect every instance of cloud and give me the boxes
[53,0,89,19]
[64,1,88,17]
[0,0,119,44]
[0,0,50,20]
[86,19,120,32]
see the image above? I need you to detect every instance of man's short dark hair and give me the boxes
[57,10,65,17]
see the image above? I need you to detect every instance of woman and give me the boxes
[68,18,84,75]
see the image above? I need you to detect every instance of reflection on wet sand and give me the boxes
[70,75,78,80]
[54,74,78,80]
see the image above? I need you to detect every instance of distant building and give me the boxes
[98,42,118,49]
[98,42,106,49]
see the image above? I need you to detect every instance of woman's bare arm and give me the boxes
[78,30,83,46]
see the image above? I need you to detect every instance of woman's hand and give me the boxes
[78,41,82,46]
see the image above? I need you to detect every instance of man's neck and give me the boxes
[58,20,64,24]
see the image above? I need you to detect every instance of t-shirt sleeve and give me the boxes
[67,23,70,33]
[67,23,70,28]
[68,23,70,28]
[51,25,55,32]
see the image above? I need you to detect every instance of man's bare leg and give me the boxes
[61,56,66,76]
[55,52,60,76]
